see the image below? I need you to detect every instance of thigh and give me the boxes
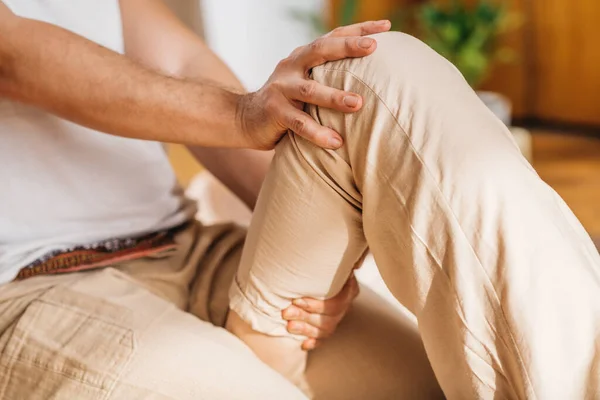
[116,221,246,328]
[0,274,135,400]
[0,268,306,400]
[305,285,444,400]
[111,274,306,400]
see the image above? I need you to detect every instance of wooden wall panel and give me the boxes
[328,0,600,127]
[530,0,600,126]
[479,0,529,118]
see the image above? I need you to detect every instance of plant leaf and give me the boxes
[340,0,359,26]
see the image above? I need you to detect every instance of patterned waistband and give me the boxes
[15,225,184,281]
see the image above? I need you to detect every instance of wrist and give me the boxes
[234,92,256,149]
[194,86,249,148]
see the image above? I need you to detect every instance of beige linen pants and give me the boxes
[0,221,442,399]
[230,32,600,399]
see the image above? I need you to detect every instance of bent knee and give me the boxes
[311,32,463,97]
[303,32,473,166]
[307,31,514,165]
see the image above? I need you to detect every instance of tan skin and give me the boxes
[0,0,389,350]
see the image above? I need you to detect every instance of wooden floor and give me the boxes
[532,131,600,248]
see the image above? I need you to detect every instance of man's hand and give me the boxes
[238,20,391,150]
[283,274,360,350]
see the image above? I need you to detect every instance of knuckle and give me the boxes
[310,304,324,315]
[268,79,284,93]
[289,50,303,65]
[313,300,326,313]
[290,321,303,333]
[291,46,303,57]
[305,305,318,315]
[331,92,341,106]
[345,37,356,52]
[331,26,343,36]
[276,56,292,70]
[299,81,316,98]
[307,319,321,330]
[360,23,370,36]
[308,326,321,338]
[290,116,306,133]
[309,38,325,53]
[297,309,309,322]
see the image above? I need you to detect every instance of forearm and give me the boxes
[0,13,245,147]
[165,23,273,209]
[187,147,272,209]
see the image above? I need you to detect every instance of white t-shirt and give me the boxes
[0,0,196,284]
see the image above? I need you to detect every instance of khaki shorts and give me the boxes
[0,221,442,399]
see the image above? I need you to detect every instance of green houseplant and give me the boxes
[410,0,519,88]
[407,0,522,125]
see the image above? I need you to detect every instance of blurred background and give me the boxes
[165,0,600,251]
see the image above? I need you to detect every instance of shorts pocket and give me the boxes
[0,286,135,400]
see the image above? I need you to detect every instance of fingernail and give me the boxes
[293,299,308,308]
[303,341,316,351]
[285,308,298,318]
[359,38,374,48]
[327,136,343,149]
[343,95,359,108]
[377,20,390,25]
